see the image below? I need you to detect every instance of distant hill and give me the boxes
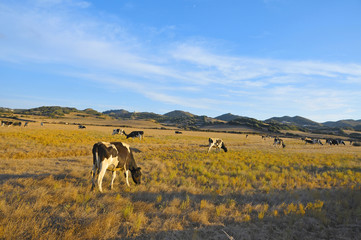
[229,117,269,130]
[15,106,80,117]
[228,116,301,133]
[163,110,196,118]
[215,113,242,122]
[2,106,361,138]
[103,109,131,118]
[265,116,321,127]
[323,119,361,129]
[103,109,163,120]
[8,106,106,118]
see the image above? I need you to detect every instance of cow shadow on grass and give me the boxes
[122,187,361,240]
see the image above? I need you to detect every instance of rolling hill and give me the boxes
[215,113,242,122]
[1,106,361,138]
[265,116,322,127]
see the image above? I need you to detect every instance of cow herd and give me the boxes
[1,120,23,127]
[262,135,352,148]
[92,129,356,193]
[0,121,357,193]
[301,137,348,146]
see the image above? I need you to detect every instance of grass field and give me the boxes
[0,123,360,239]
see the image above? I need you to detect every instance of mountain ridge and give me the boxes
[1,106,361,134]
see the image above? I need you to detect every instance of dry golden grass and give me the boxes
[0,123,360,239]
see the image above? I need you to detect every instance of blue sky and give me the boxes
[1,0,361,122]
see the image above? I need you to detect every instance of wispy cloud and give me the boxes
[0,1,360,121]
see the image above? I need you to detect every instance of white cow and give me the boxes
[208,138,228,153]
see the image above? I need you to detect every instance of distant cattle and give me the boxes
[1,121,13,127]
[112,128,124,135]
[78,125,86,129]
[208,138,228,152]
[13,122,22,127]
[123,130,144,140]
[175,131,182,134]
[326,139,345,145]
[91,142,142,192]
[304,139,323,145]
[273,137,286,148]
[262,135,270,140]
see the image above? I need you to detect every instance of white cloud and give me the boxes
[0,1,360,121]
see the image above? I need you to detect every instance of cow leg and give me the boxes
[97,162,107,193]
[110,171,117,190]
[125,170,130,187]
[208,143,214,153]
[91,164,97,191]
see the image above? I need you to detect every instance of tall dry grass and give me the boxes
[0,124,360,239]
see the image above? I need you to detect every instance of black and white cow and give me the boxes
[112,128,124,135]
[208,138,228,152]
[304,139,323,145]
[91,142,142,193]
[326,139,345,145]
[273,137,286,148]
[78,125,86,129]
[123,130,144,140]
[1,121,13,127]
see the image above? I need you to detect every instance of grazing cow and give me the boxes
[91,142,142,192]
[304,139,323,145]
[12,122,22,127]
[24,122,29,127]
[273,137,286,148]
[1,121,13,127]
[175,131,182,134]
[326,139,345,145]
[112,128,124,135]
[123,130,144,140]
[208,138,228,152]
[326,139,337,145]
[262,135,270,140]
[78,125,86,129]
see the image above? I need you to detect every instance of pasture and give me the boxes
[0,124,360,239]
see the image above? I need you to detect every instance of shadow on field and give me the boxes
[0,173,51,183]
[125,187,361,240]
[0,172,87,186]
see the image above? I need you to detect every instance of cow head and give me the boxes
[221,143,228,152]
[130,167,142,184]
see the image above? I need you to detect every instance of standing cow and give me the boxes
[91,142,142,192]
